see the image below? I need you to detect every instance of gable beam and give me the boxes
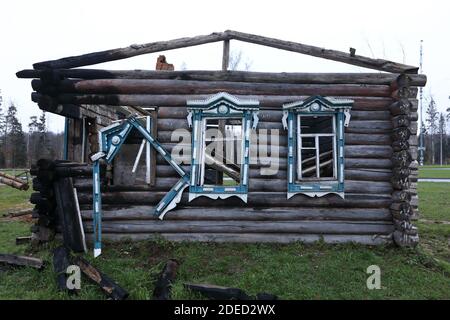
[33,32,230,70]
[31,30,418,74]
[225,30,418,74]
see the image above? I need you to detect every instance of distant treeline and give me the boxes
[422,96,450,165]
[0,93,63,169]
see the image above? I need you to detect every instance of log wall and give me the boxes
[24,70,426,245]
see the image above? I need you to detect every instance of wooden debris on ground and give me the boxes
[15,236,32,245]
[73,256,129,300]
[0,253,44,270]
[184,283,278,300]
[0,171,29,191]
[52,246,74,292]
[2,208,33,218]
[153,259,180,300]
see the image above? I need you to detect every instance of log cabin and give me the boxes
[17,30,426,253]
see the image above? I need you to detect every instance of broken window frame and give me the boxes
[282,96,352,199]
[187,92,259,203]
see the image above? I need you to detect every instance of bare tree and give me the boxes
[228,50,243,71]
[228,50,252,71]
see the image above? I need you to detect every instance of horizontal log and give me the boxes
[33,79,393,97]
[153,142,393,160]
[81,206,392,221]
[155,118,393,133]
[154,156,394,170]
[76,191,393,208]
[17,69,427,85]
[83,219,394,235]
[84,232,392,245]
[75,177,392,193]
[157,107,392,121]
[145,166,392,181]
[155,130,392,146]
[32,93,393,110]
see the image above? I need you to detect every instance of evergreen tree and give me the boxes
[28,115,39,165]
[5,103,27,168]
[426,97,439,164]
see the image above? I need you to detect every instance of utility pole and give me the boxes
[418,40,425,166]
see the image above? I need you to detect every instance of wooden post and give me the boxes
[222,40,230,71]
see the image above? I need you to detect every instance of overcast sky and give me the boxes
[1,0,449,132]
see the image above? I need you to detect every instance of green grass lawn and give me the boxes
[0,183,449,300]
[0,186,33,216]
[419,167,450,179]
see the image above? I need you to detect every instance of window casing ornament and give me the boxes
[282,96,353,199]
[187,92,259,203]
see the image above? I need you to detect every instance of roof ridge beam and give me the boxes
[225,30,418,74]
[33,32,230,70]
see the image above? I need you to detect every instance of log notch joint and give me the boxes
[389,74,418,247]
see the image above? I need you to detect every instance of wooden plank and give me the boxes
[53,178,86,253]
[52,246,73,291]
[0,254,44,269]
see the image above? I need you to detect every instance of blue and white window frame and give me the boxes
[282,96,353,199]
[187,92,259,203]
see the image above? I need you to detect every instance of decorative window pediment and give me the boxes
[282,96,353,199]
[187,92,260,202]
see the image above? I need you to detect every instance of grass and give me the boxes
[0,186,33,216]
[418,182,450,221]
[0,182,449,300]
[419,167,450,179]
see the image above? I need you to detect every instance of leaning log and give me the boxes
[73,256,129,300]
[52,246,73,292]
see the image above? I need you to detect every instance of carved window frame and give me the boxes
[187,92,259,203]
[282,96,353,199]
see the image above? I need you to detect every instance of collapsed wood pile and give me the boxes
[0,171,29,190]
